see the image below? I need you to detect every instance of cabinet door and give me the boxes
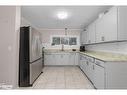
[96,7,117,42]
[103,7,117,42]
[75,53,79,65]
[84,60,90,77]
[55,54,62,65]
[79,55,84,70]
[87,21,96,44]
[44,54,55,65]
[118,6,127,41]
[80,55,86,70]
[96,17,104,43]
[61,54,69,65]
[69,53,75,65]
[80,30,88,44]
[82,58,88,74]
[94,64,105,89]
[88,62,94,83]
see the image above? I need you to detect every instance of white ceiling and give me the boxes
[21,6,111,29]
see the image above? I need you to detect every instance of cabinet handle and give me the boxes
[86,61,89,65]
[101,36,105,41]
[93,65,95,70]
[88,40,91,43]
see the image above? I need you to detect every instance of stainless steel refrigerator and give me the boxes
[19,26,43,87]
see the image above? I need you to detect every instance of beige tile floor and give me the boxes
[20,66,94,89]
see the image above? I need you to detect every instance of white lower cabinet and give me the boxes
[105,62,127,89]
[44,52,78,65]
[79,54,88,72]
[82,60,87,74]
[69,53,75,65]
[93,59,105,89]
[75,53,79,65]
[79,53,127,89]
[44,53,55,65]
[79,54,84,70]
[88,61,94,83]
[79,54,105,89]
[93,64,105,89]
[61,54,70,65]
[84,57,95,84]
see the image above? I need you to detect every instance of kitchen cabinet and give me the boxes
[44,53,55,65]
[75,53,79,65]
[79,54,84,70]
[96,7,117,43]
[79,54,105,89]
[84,60,90,78]
[117,6,127,41]
[94,59,105,89]
[44,52,78,66]
[59,53,69,65]
[87,21,96,44]
[86,6,127,44]
[105,62,127,89]
[80,30,88,45]
[82,60,87,74]
[79,52,127,89]
[103,7,117,42]
[79,54,87,72]
[87,57,95,83]
[95,18,103,43]
[69,53,75,65]
[79,54,95,83]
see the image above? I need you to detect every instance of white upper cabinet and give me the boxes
[117,6,127,41]
[96,7,117,43]
[84,6,127,44]
[102,7,117,42]
[80,30,88,44]
[96,18,103,43]
[87,21,96,44]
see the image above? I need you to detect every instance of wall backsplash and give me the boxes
[86,41,127,54]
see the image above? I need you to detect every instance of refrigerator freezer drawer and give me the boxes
[30,58,42,85]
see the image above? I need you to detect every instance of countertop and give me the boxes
[80,51,127,62]
[44,49,127,62]
[44,49,79,53]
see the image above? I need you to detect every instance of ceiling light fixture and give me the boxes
[57,11,68,20]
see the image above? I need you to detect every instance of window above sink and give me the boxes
[51,35,78,46]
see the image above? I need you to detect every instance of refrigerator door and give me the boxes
[30,58,42,85]
[29,27,42,62]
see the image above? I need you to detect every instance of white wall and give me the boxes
[0,6,21,88]
[86,41,127,54]
[39,29,81,50]
[21,17,37,29]
[21,17,82,50]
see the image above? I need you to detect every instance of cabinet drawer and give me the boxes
[87,56,94,63]
[95,59,105,67]
[82,54,88,59]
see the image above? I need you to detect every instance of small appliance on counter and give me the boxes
[72,49,76,51]
[80,46,85,52]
